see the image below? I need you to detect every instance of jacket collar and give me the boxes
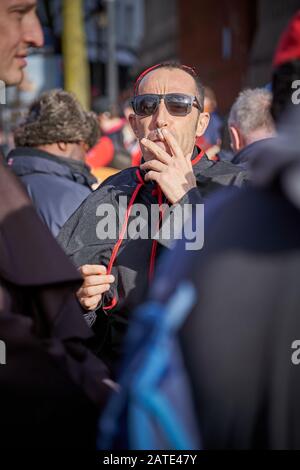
[8,147,97,188]
[232,138,276,167]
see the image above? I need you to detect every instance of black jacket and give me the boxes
[147,131,300,449]
[9,147,96,236]
[58,149,247,369]
[0,156,112,448]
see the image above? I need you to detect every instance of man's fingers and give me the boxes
[144,171,160,183]
[140,138,172,164]
[83,274,115,287]
[79,283,112,298]
[77,275,114,297]
[77,278,112,310]
[160,128,184,159]
[79,294,102,310]
[79,264,107,276]
[140,159,167,173]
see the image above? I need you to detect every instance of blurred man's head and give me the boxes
[92,96,122,133]
[228,88,275,153]
[0,0,43,86]
[14,90,100,162]
[204,87,217,113]
[129,63,210,162]
[271,11,300,124]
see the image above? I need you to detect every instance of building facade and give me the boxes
[247,0,300,87]
[137,0,179,70]
[138,0,299,114]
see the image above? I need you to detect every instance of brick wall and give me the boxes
[179,0,256,114]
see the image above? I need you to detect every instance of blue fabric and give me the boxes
[9,148,92,236]
[98,282,201,450]
[204,112,223,145]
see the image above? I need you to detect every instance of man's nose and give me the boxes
[23,15,44,49]
[154,99,170,129]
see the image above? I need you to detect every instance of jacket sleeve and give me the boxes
[177,186,204,206]
[57,186,121,313]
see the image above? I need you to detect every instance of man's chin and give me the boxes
[1,68,24,87]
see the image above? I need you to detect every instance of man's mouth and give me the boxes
[15,55,28,67]
[147,131,173,155]
[148,128,165,143]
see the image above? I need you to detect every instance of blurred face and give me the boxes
[38,142,89,162]
[204,96,212,113]
[130,68,209,162]
[0,0,43,85]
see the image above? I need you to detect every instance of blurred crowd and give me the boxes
[1,0,300,451]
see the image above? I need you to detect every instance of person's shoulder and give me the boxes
[74,166,139,209]
[58,178,92,202]
[212,160,249,187]
[211,158,246,176]
[92,166,142,198]
[98,166,139,188]
[29,171,91,195]
[195,153,240,175]
[195,154,248,187]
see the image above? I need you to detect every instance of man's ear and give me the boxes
[196,112,210,137]
[128,113,140,139]
[57,142,68,152]
[229,125,243,153]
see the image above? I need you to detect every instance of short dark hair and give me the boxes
[271,59,300,124]
[134,62,205,112]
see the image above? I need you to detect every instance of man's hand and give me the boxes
[140,128,197,204]
[77,265,115,311]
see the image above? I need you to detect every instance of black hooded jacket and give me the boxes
[58,148,247,370]
[0,156,112,448]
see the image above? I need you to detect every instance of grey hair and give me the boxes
[228,88,275,137]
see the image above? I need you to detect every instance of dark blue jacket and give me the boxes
[8,147,96,236]
[231,137,276,168]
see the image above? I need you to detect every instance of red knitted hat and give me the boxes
[273,10,300,68]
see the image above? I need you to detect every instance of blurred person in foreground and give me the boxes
[0,0,113,449]
[133,10,300,449]
[228,88,276,167]
[8,89,100,236]
[58,62,248,372]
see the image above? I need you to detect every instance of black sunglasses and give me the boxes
[132,93,201,117]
